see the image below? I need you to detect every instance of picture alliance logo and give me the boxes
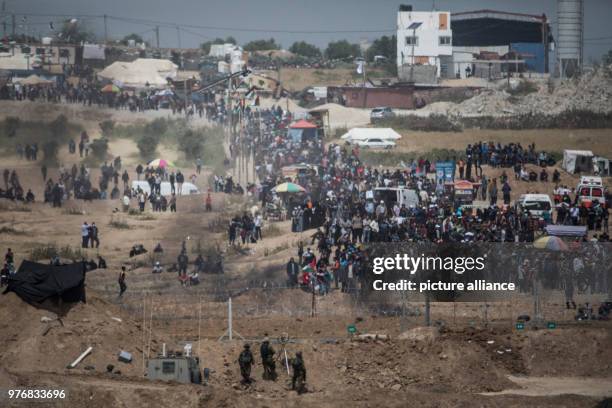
[372,254,487,275]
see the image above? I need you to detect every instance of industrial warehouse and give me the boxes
[0,0,611,407]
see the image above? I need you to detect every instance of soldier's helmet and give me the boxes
[244,343,250,349]
[296,351,302,357]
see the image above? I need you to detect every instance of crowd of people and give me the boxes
[205,102,612,299]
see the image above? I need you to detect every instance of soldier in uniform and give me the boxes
[260,337,277,381]
[291,351,307,394]
[238,344,254,384]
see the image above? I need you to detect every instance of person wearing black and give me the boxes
[176,171,184,195]
[286,257,299,287]
[118,267,127,297]
[169,171,176,194]
[136,164,143,181]
[88,222,100,248]
[177,252,189,276]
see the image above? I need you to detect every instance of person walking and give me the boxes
[118,267,127,297]
[489,179,498,206]
[88,222,100,248]
[238,344,255,384]
[81,222,89,248]
[169,193,177,212]
[196,157,202,174]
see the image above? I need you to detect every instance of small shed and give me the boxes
[562,150,594,174]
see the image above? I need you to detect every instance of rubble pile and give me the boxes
[421,65,612,119]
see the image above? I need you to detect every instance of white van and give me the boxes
[516,194,553,216]
[576,176,606,208]
[374,187,420,208]
[131,181,200,196]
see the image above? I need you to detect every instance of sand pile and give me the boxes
[0,291,158,377]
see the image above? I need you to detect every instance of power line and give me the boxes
[3,12,395,34]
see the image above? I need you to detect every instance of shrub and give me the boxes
[42,140,59,164]
[99,120,115,138]
[109,215,131,229]
[30,245,86,262]
[146,118,168,136]
[137,132,160,160]
[177,128,204,159]
[4,116,20,138]
[90,138,109,161]
[49,114,68,138]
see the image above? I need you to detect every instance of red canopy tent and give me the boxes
[290,120,317,129]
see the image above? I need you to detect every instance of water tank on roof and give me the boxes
[399,5,413,12]
[557,0,583,78]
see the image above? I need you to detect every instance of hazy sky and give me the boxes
[4,0,612,61]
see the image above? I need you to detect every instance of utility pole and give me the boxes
[2,1,6,38]
[155,26,160,49]
[103,14,108,44]
[176,26,181,49]
[11,13,15,38]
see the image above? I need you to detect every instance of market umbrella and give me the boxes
[533,236,569,251]
[148,159,175,169]
[101,84,121,93]
[273,182,306,194]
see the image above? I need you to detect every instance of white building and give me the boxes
[396,9,452,80]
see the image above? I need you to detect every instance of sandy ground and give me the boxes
[1,101,612,407]
[482,376,612,398]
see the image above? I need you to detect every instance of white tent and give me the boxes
[15,75,54,86]
[562,149,594,174]
[98,58,178,89]
[340,128,402,142]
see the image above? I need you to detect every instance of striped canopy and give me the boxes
[273,182,306,193]
[148,159,175,168]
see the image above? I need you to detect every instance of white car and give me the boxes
[353,138,396,149]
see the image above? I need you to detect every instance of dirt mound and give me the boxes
[517,327,612,377]
[0,291,158,377]
[340,331,516,393]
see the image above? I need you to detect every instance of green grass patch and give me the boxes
[360,148,464,167]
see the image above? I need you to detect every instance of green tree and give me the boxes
[177,128,204,160]
[243,38,280,52]
[99,120,115,138]
[603,50,612,66]
[325,40,361,60]
[49,114,68,139]
[42,140,59,164]
[366,35,396,62]
[121,33,147,46]
[57,20,94,43]
[4,116,20,138]
[200,37,237,54]
[137,133,160,160]
[289,41,321,58]
[89,138,109,161]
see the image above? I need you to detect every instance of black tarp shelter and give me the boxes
[3,260,86,305]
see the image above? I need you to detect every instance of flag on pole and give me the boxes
[356,60,364,75]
